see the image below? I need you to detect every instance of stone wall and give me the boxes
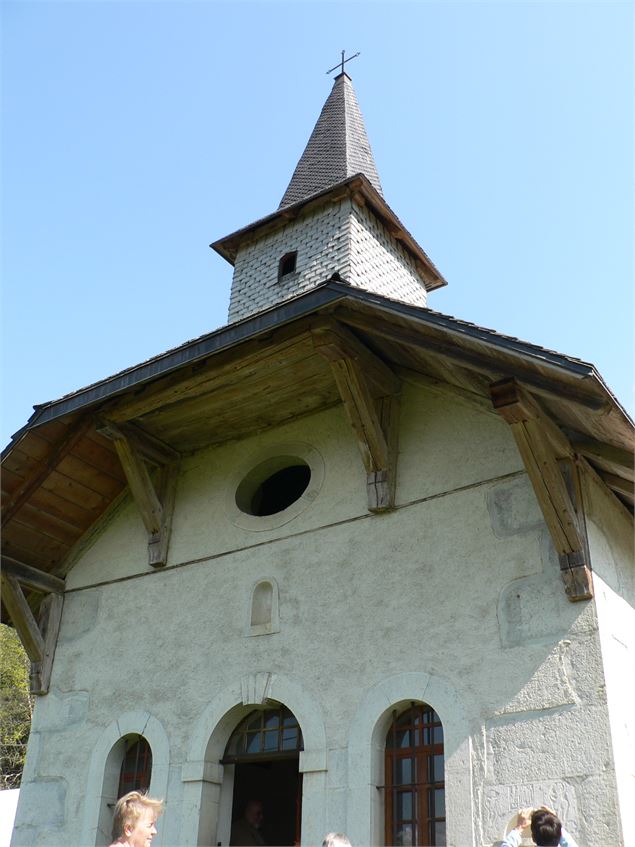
[10,382,628,847]
[583,468,635,847]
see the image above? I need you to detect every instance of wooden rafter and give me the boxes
[311,319,400,511]
[104,323,314,424]
[2,556,65,594]
[96,421,180,567]
[1,558,64,695]
[567,434,634,471]
[490,378,593,602]
[339,311,607,411]
[2,415,93,527]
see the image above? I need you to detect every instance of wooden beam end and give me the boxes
[559,551,594,601]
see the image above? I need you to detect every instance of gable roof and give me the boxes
[279,72,383,208]
[2,280,633,613]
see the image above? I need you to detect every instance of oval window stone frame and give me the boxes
[226,442,325,531]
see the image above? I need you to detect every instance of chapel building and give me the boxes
[2,70,634,847]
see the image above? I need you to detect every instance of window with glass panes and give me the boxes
[385,704,445,846]
[117,736,152,798]
[223,707,303,761]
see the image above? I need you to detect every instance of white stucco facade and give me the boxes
[10,380,632,847]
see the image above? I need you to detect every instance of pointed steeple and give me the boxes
[279,72,383,208]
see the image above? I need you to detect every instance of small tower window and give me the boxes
[278,251,297,280]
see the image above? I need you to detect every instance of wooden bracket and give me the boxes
[96,421,180,567]
[1,557,64,695]
[311,319,400,512]
[490,378,593,601]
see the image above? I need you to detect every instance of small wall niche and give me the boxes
[248,578,280,636]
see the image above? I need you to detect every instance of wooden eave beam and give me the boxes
[105,324,315,424]
[338,311,607,411]
[30,593,63,696]
[1,567,64,695]
[311,319,400,512]
[97,421,180,567]
[96,421,180,466]
[2,556,65,594]
[2,415,93,528]
[566,434,634,471]
[598,471,635,501]
[1,573,45,661]
[491,378,593,601]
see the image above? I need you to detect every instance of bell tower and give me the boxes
[212,70,447,323]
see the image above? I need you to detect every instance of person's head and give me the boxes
[322,833,351,847]
[531,809,562,847]
[111,791,163,846]
[244,799,264,829]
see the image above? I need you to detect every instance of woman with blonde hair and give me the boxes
[108,791,163,847]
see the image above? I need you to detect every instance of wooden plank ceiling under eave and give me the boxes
[2,285,633,618]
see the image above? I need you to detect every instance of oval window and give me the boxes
[236,457,311,517]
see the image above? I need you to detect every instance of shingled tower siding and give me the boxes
[348,203,427,307]
[227,198,427,322]
[279,73,383,208]
[228,202,351,321]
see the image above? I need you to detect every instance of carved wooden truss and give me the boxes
[96,421,180,567]
[311,319,400,511]
[490,378,593,601]
[1,557,64,694]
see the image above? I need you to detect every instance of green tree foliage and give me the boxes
[0,623,33,788]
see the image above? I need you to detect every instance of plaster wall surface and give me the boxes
[11,383,623,847]
[582,469,635,847]
[227,199,426,323]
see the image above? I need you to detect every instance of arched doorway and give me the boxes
[223,705,303,846]
[385,703,445,846]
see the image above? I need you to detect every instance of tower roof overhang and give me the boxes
[211,174,448,293]
[2,281,633,621]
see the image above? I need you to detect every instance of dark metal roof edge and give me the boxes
[340,287,596,376]
[8,281,624,447]
[18,285,353,432]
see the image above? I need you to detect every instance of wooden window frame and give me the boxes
[117,735,153,798]
[385,704,445,847]
[222,706,304,764]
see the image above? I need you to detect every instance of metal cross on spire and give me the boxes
[326,50,360,76]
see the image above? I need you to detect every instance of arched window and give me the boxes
[223,706,303,762]
[385,704,445,846]
[117,735,153,797]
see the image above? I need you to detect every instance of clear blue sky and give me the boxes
[2,1,633,448]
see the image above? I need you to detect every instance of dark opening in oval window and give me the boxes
[249,464,311,516]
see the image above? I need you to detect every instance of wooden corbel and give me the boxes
[490,378,593,601]
[96,421,180,567]
[1,557,64,695]
[311,319,400,512]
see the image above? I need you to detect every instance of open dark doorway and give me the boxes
[231,759,301,846]
[224,706,304,847]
